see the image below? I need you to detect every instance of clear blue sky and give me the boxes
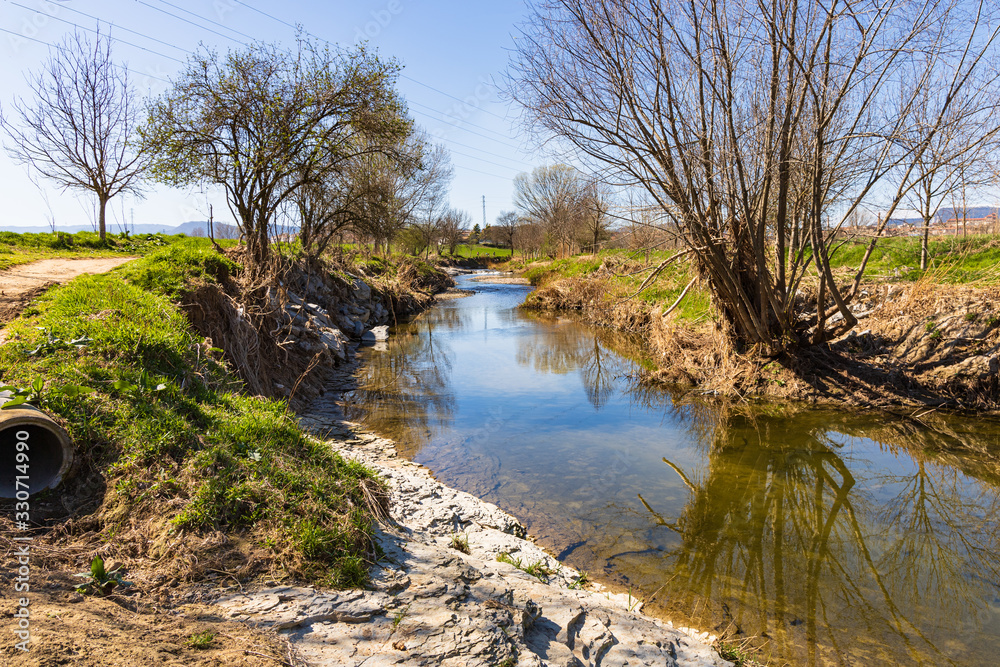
[0,0,545,231]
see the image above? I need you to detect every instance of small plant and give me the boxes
[987,314,999,328]
[449,532,470,554]
[964,311,979,322]
[74,556,132,596]
[924,321,937,333]
[497,552,555,582]
[522,559,555,581]
[113,370,167,397]
[186,631,215,650]
[568,571,590,589]
[391,604,410,633]
[1,378,94,410]
[929,328,943,341]
[715,637,763,667]
[497,552,523,569]
[626,585,642,612]
[25,327,91,357]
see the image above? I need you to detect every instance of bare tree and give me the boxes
[347,129,453,255]
[513,164,591,257]
[899,76,1000,269]
[145,36,408,267]
[494,210,520,256]
[410,141,454,257]
[439,208,471,255]
[1,29,148,242]
[577,177,612,253]
[514,221,545,259]
[509,0,1000,349]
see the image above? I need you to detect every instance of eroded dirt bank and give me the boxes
[526,274,1000,414]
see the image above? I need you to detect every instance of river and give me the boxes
[340,273,1000,666]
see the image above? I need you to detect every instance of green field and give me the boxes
[450,243,511,259]
[0,230,207,271]
[827,234,1000,284]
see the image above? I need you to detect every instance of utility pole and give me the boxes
[482,195,486,229]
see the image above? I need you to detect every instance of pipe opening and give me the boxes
[1,420,72,498]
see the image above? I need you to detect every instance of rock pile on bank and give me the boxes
[266,276,392,365]
[219,403,732,667]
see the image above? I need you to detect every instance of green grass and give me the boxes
[827,234,1000,284]
[450,243,511,259]
[449,532,470,554]
[186,632,215,650]
[522,249,711,321]
[115,238,240,297]
[0,230,199,271]
[0,245,384,587]
[497,552,556,582]
[715,639,763,667]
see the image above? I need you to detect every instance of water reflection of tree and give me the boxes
[514,313,643,409]
[634,411,1000,666]
[342,317,456,458]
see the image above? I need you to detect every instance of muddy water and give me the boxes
[341,274,1000,666]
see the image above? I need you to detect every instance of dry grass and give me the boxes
[523,263,1000,411]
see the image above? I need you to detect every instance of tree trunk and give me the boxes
[98,195,109,242]
[920,215,931,271]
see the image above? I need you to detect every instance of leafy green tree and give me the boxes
[144,36,408,268]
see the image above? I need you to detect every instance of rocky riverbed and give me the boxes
[216,395,731,667]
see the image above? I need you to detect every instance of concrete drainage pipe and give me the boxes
[0,405,74,499]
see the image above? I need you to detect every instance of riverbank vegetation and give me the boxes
[0,241,390,587]
[506,0,1000,360]
[514,238,1000,412]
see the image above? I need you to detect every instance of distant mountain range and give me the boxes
[1,220,241,238]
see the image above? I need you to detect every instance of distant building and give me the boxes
[945,212,998,226]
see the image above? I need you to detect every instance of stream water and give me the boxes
[341,273,1000,666]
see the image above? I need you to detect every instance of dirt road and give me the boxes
[0,256,136,336]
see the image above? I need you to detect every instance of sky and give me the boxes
[0,0,545,231]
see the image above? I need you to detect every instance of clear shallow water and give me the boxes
[342,274,1000,666]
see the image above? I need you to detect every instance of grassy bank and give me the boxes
[510,243,1000,410]
[517,249,711,322]
[0,239,386,586]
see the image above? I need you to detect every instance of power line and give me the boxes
[153,0,259,43]
[135,0,249,47]
[398,74,508,121]
[9,2,186,64]
[52,1,190,55]
[19,1,522,151]
[230,0,297,30]
[229,1,513,124]
[409,107,521,150]
[7,0,530,179]
[447,147,522,173]
[408,99,513,141]
[0,27,172,85]
[435,135,530,169]
[452,162,515,181]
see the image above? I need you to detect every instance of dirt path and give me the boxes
[0,256,136,335]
